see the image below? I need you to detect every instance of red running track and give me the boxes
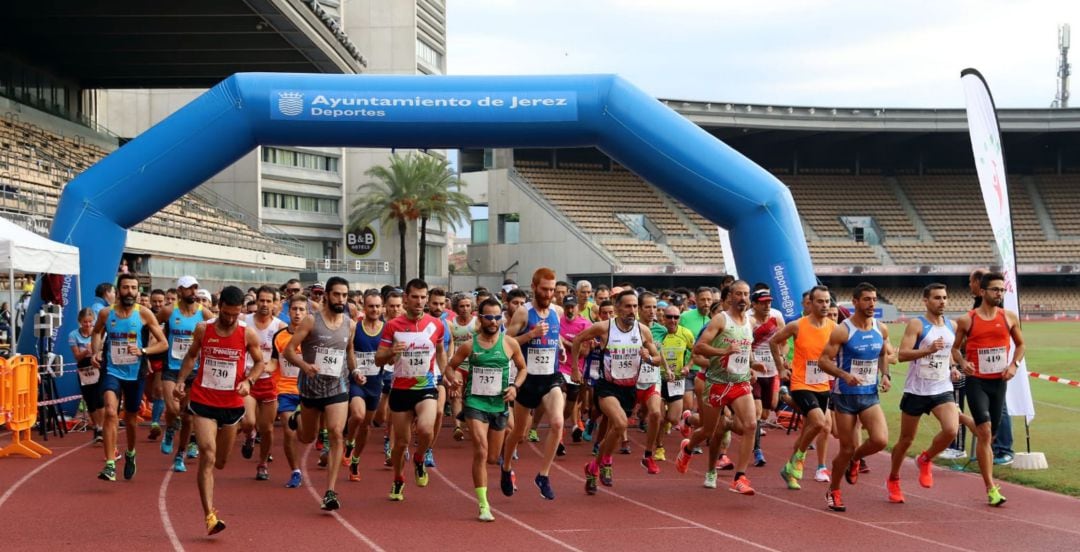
[2,421,1079,551]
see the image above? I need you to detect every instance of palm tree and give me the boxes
[414,155,472,279]
[349,154,423,287]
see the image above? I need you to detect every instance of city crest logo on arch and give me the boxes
[277,91,305,116]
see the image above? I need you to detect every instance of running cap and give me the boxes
[177,275,199,289]
[195,289,212,301]
[563,295,578,307]
[752,289,772,302]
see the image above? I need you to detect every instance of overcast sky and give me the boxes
[447,0,1079,109]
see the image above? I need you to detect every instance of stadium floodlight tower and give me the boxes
[1052,23,1070,108]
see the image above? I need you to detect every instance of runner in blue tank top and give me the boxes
[818,282,892,512]
[499,267,565,501]
[344,291,385,480]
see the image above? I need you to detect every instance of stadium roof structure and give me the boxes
[1,0,365,88]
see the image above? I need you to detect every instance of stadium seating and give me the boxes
[599,238,672,265]
[784,175,919,239]
[1035,175,1080,236]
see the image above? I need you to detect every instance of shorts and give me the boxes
[684,371,697,392]
[147,358,164,375]
[80,381,104,412]
[277,393,301,414]
[706,381,753,409]
[561,373,581,403]
[249,377,278,403]
[188,400,245,428]
[899,391,955,417]
[660,380,684,403]
[162,370,197,386]
[594,378,636,415]
[381,371,393,394]
[791,390,830,415]
[517,373,563,410]
[830,393,880,415]
[388,388,438,413]
[460,406,509,430]
[966,377,1006,430]
[101,373,146,414]
[753,376,778,410]
[349,374,383,411]
[300,393,349,411]
[636,384,660,406]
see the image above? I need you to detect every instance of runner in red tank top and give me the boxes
[951,272,1025,507]
[175,286,265,536]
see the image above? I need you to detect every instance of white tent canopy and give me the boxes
[1,216,81,349]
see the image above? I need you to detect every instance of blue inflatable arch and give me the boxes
[25,73,814,354]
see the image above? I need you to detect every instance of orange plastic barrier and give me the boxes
[0,355,52,459]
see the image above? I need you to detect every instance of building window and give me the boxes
[498,213,520,245]
[417,39,443,71]
[471,205,488,244]
[261,147,339,173]
[425,244,443,276]
[262,192,339,214]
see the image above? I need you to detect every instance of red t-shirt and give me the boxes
[191,321,248,408]
[380,314,444,390]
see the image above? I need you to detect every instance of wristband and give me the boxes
[508,383,518,390]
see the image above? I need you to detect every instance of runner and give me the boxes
[284,277,358,510]
[448,292,477,443]
[652,305,693,462]
[376,289,405,466]
[771,285,836,491]
[750,287,786,467]
[818,283,891,512]
[375,279,453,501]
[448,298,528,521]
[273,293,308,488]
[174,286,265,535]
[69,308,104,444]
[887,283,960,503]
[675,281,758,494]
[146,289,168,441]
[344,289,385,481]
[500,267,565,500]
[90,273,168,481]
[426,287,454,468]
[575,280,597,323]
[558,295,590,449]
[239,286,287,480]
[157,276,215,472]
[571,290,662,494]
[634,292,666,473]
[951,272,1025,507]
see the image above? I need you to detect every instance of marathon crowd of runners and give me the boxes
[68,267,1024,535]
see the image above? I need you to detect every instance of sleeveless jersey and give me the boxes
[965,309,1011,380]
[603,320,643,387]
[298,311,351,399]
[244,314,287,379]
[751,312,782,377]
[521,306,560,377]
[905,317,956,396]
[353,320,384,377]
[167,305,204,372]
[106,305,145,381]
[191,320,248,409]
[450,315,477,370]
[704,311,754,385]
[791,316,836,392]
[835,318,884,395]
[464,332,511,413]
[272,327,301,396]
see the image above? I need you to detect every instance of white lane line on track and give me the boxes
[430,466,585,551]
[158,468,184,552]
[528,443,781,552]
[301,446,388,552]
[0,440,93,510]
[1034,399,1080,414]
[548,525,699,533]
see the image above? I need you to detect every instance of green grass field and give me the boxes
[880,321,1080,496]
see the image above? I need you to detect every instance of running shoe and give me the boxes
[619,440,631,455]
[789,452,806,479]
[256,463,269,481]
[173,455,187,473]
[317,429,329,451]
[349,457,361,482]
[93,428,103,445]
[317,449,328,468]
[753,448,767,467]
[500,468,516,497]
[675,439,692,474]
[826,489,846,512]
[206,509,226,535]
[780,465,802,490]
[814,466,831,483]
[704,470,718,489]
[148,423,162,441]
[654,446,666,462]
[556,442,567,457]
[583,420,594,442]
[845,460,860,485]
[528,429,539,442]
[161,427,175,455]
[453,426,465,442]
[123,450,137,480]
[692,447,704,455]
[993,453,1014,466]
[344,440,355,461]
[478,505,495,522]
[678,410,692,438]
[940,448,967,460]
[424,448,436,468]
[662,422,672,434]
[641,456,660,475]
[186,442,199,459]
[535,474,555,500]
[716,454,734,470]
[285,471,303,488]
[572,426,583,443]
[584,463,599,495]
[599,464,614,487]
[241,434,255,459]
[414,460,429,487]
[98,463,117,482]
[916,451,934,488]
[389,480,405,501]
[321,489,340,511]
[887,477,905,503]
[859,458,871,473]
[730,475,755,495]
[987,485,1007,507]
